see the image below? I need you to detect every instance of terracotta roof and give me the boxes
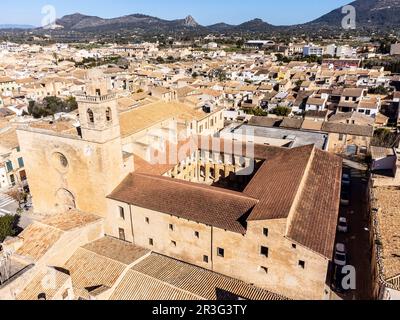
[82,237,150,265]
[286,148,342,258]
[119,101,202,137]
[328,112,374,126]
[280,117,304,130]
[0,127,19,150]
[301,119,324,131]
[111,253,288,300]
[17,267,70,300]
[15,223,63,262]
[248,116,282,128]
[342,88,364,97]
[64,248,127,291]
[373,187,400,279]
[322,122,374,137]
[42,211,102,232]
[371,147,395,160]
[108,173,258,234]
[244,145,315,221]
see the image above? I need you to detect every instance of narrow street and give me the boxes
[331,160,374,300]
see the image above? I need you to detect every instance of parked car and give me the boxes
[342,173,351,186]
[334,243,347,266]
[338,217,349,233]
[341,191,350,206]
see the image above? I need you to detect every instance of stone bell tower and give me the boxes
[76,75,120,143]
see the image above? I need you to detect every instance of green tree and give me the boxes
[0,215,17,242]
[372,128,398,148]
[273,106,292,117]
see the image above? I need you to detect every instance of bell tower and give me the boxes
[77,76,120,143]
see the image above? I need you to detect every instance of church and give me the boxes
[0,73,342,300]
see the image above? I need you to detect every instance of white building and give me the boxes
[303,44,324,57]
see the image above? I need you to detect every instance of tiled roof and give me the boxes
[64,247,127,291]
[17,267,70,300]
[286,148,342,258]
[82,237,150,265]
[15,223,63,262]
[322,122,374,137]
[108,173,258,234]
[244,145,314,221]
[42,211,102,232]
[280,117,304,130]
[110,253,288,300]
[248,116,282,128]
[119,101,203,137]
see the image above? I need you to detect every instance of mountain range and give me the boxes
[0,24,35,29]
[9,0,400,35]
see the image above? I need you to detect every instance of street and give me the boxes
[0,193,18,216]
[331,160,373,300]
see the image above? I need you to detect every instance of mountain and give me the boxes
[42,13,203,33]
[207,22,235,32]
[10,0,400,37]
[306,0,400,28]
[234,18,275,32]
[0,24,35,29]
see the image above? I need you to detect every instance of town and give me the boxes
[0,2,400,302]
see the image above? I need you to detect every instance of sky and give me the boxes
[1,0,351,26]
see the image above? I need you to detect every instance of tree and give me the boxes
[0,215,17,243]
[273,106,292,117]
[372,128,398,148]
[28,96,78,118]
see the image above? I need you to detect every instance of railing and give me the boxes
[75,93,116,102]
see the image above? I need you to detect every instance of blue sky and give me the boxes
[1,0,351,26]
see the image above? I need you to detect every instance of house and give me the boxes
[305,95,328,112]
[337,88,366,113]
[370,147,398,175]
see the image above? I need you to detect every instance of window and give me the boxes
[10,174,15,186]
[118,228,126,241]
[299,260,306,269]
[6,161,13,173]
[18,157,24,168]
[217,248,225,257]
[194,231,200,238]
[145,217,150,224]
[106,107,112,122]
[203,255,209,263]
[259,266,268,274]
[292,244,297,249]
[263,228,269,237]
[119,206,125,220]
[169,224,174,231]
[260,246,269,257]
[171,240,177,247]
[339,134,344,141]
[87,108,94,123]
[149,238,154,246]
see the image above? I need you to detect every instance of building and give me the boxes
[390,43,400,56]
[303,45,324,57]
[0,128,27,190]
[0,73,344,300]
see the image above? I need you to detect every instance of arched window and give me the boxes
[87,108,94,124]
[106,107,112,122]
[56,188,76,211]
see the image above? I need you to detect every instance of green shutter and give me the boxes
[18,157,24,168]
